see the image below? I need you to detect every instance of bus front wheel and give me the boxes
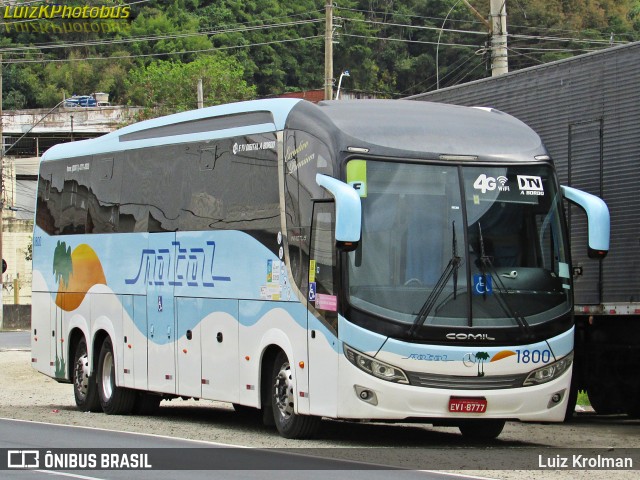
[72,337,101,412]
[271,351,320,439]
[97,337,136,415]
[458,420,505,440]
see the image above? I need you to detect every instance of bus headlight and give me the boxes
[344,344,409,384]
[523,352,573,386]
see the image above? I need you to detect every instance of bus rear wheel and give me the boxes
[72,338,101,412]
[271,351,320,439]
[97,337,136,415]
[458,420,505,440]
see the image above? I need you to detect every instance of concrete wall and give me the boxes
[3,106,143,135]
[2,305,31,330]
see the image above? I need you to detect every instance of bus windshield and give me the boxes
[346,160,571,330]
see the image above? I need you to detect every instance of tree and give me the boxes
[2,0,640,107]
[124,54,256,116]
[126,5,213,63]
[197,0,324,96]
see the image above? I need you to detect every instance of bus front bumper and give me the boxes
[336,356,571,423]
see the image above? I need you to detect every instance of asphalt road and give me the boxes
[0,419,479,480]
[0,331,29,351]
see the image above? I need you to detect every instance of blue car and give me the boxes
[64,95,97,108]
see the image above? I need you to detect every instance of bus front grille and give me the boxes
[406,371,528,390]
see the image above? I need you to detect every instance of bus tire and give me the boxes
[587,387,623,415]
[564,379,579,422]
[97,337,135,415]
[458,420,505,440]
[72,337,101,412]
[271,351,320,439]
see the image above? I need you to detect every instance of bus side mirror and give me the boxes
[316,174,361,251]
[561,185,610,259]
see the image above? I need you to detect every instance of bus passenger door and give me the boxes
[122,295,135,388]
[307,202,339,417]
[200,300,240,403]
[176,297,202,398]
[132,295,148,390]
[146,233,177,394]
[121,295,148,390]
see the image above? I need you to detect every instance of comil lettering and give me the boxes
[446,333,496,341]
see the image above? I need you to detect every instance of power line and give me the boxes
[339,16,487,37]
[4,35,323,64]
[446,57,486,88]
[340,33,480,49]
[505,46,546,66]
[336,5,482,25]
[337,4,637,41]
[508,45,599,53]
[339,16,629,48]
[508,32,626,46]
[419,51,485,93]
[0,17,324,53]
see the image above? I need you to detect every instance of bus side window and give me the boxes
[87,156,120,233]
[36,165,62,235]
[59,159,91,235]
[309,201,337,330]
[119,150,150,233]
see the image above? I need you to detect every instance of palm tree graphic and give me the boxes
[475,352,490,377]
[52,240,72,379]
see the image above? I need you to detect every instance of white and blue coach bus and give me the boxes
[31,99,609,439]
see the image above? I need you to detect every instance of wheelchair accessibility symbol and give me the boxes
[473,274,493,295]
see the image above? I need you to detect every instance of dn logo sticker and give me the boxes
[517,175,545,196]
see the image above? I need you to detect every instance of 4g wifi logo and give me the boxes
[473,174,510,193]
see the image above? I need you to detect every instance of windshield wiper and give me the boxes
[477,222,531,334]
[409,221,461,336]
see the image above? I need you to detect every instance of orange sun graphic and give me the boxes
[55,244,106,311]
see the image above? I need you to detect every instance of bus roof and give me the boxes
[41,98,546,163]
[41,98,302,161]
[293,99,547,162]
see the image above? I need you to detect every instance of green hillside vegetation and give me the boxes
[1,0,639,114]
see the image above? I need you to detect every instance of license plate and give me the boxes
[448,396,487,413]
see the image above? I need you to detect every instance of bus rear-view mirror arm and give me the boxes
[561,185,610,259]
[316,174,361,251]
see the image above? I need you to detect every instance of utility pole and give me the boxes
[490,0,508,76]
[197,79,204,109]
[324,2,333,100]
